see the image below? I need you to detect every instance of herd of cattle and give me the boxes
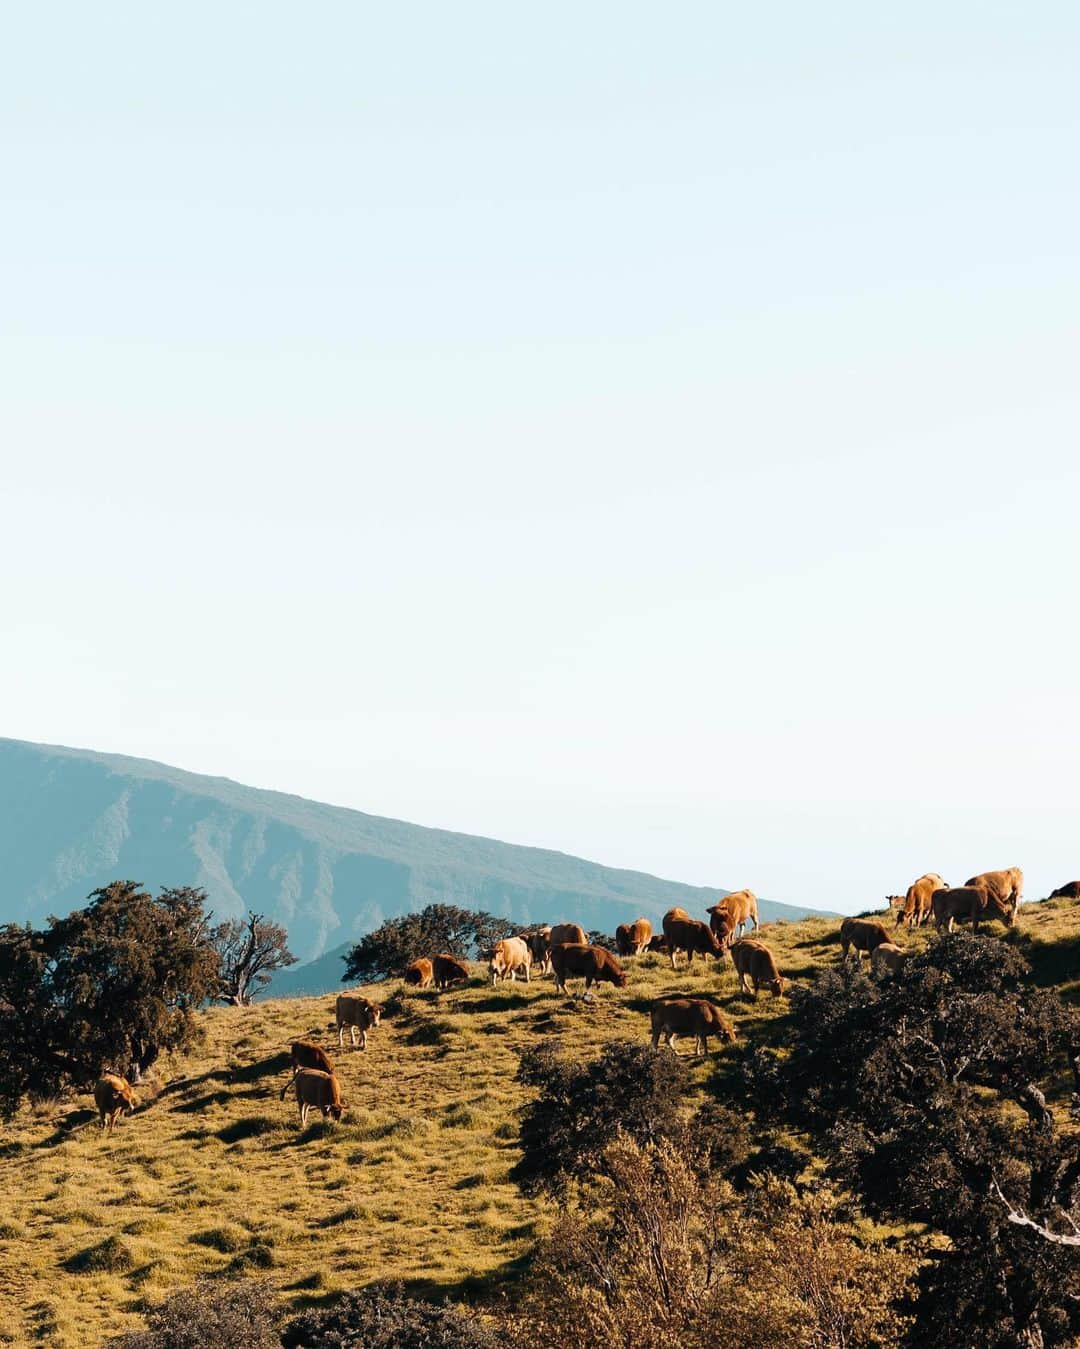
[91,865,1072,1132]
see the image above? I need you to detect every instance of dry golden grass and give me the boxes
[0,898,1073,1346]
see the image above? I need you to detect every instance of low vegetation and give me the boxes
[0,891,1077,1346]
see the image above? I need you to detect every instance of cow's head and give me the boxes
[326,1100,344,1121]
[369,1003,383,1026]
[769,977,787,999]
[611,969,628,988]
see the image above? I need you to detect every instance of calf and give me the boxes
[336,995,382,1049]
[650,998,736,1057]
[404,958,434,989]
[550,942,627,995]
[280,1068,344,1125]
[433,953,470,990]
[291,1039,335,1074]
[489,937,532,985]
[730,939,786,998]
[870,942,907,976]
[840,917,891,959]
[94,1074,137,1135]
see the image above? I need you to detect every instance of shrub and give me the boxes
[281,1285,498,1349]
[108,1278,279,1348]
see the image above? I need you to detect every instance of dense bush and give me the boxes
[755,933,1080,1346]
[281,1285,498,1349]
[110,1279,279,1348]
[0,881,219,1114]
[341,904,518,982]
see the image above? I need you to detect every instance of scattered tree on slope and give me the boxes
[210,910,296,1005]
[341,903,518,982]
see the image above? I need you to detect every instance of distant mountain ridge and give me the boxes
[0,737,831,993]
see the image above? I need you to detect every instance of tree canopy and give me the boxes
[341,903,518,982]
[0,881,220,1116]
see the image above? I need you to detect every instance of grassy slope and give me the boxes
[1,899,1077,1347]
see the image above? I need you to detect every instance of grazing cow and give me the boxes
[550,943,627,995]
[489,937,532,985]
[840,917,892,959]
[662,910,723,969]
[901,873,947,928]
[549,922,588,949]
[615,918,653,957]
[886,894,907,918]
[650,998,736,1057]
[433,953,470,990]
[1050,880,1080,900]
[524,926,553,974]
[707,890,759,943]
[94,1074,137,1135]
[336,995,383,1049]
[404,958,434,989]
[965,868,1024,914]
[647,934,669,954]
[730,940,786,998]
[291,1039,335,1074]
[280,1068,344,1124]
[870,942,908,976]
[933,885,1016,933]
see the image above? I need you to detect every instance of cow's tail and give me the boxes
[280,1071,299,1102]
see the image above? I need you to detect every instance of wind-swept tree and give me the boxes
[341,903,518,983]
[210,911,296,1005]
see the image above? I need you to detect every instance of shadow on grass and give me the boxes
[216,1114,281,1144]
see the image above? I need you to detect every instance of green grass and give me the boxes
[0,897,1075,1345]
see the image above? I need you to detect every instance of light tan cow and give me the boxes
[615,918,653,957]
[730,940,786,998]
[94,1074,137,1134]
[489,937,532,985]
[870,942,907,975]
[707,890,759,942]
[336,995,383,1049]
[650,998,736,1057]
[404,958,434,989]
[549,922,587,949]
[280,1068,344,1124]
[902,873,947,928]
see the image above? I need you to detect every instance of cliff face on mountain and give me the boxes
[0,737,828,984]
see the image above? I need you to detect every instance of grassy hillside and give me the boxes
[0,738,829,971]
[1,898,1077,1347]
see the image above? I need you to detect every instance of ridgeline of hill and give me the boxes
[0,896,1076,1346]
[0,738,829,991]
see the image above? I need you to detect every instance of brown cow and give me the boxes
[886,894,907,917]
[336,995,382,1049]
[550,943,627,995]
[1050,880,1080,900]
[94,1074,137,1134]
[433,953,470,990]
[650,998,736,1057]
[291,1039,335,1074]
[965,868,1023,914]
[663,911,723,969]
[489,937,532,985]
[933,885,1016,932]
[404,958,434,989]
[901,873,947,928]
[615,918,653,957]
[549,922,588,949]
[840,917,892,959]
[280,1068,344,1124]
[707,890,759,942]
[646,934,670,954]
[730,940,786,998]
[870,942,908,976]
[524,926,553,974]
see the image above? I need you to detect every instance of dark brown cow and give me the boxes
[336,996,382,1049]
[901,873,947,928]
[663,912,723,969]
[646,934,670,954]
[965,868,1023,913]
[433,953,470,990]
[933,885,1016,933]
[549,922,588,949]
[650,998,736,1057]
[730,940,786,998]
[524,926,553,974]
[404,958,434,989]
[1050,880,1080,900]
[550,943,627,994]
[291,1039,335,1074]
[615,918,653,957]
[280,1068,344,1124]
[840,917,892,959]
[94,1074,137,1134]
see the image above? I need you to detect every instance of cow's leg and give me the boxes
[360,1028,368,1050]
[299,1102,308,1126]
[651,1026,661,1050]
[667,1033,680,1055]
[669,949,678,971]
[338,1023,345,1049]
[696,1034,706,1057]
[524,964,530,983]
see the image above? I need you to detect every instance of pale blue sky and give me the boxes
[3,5,1079,910]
